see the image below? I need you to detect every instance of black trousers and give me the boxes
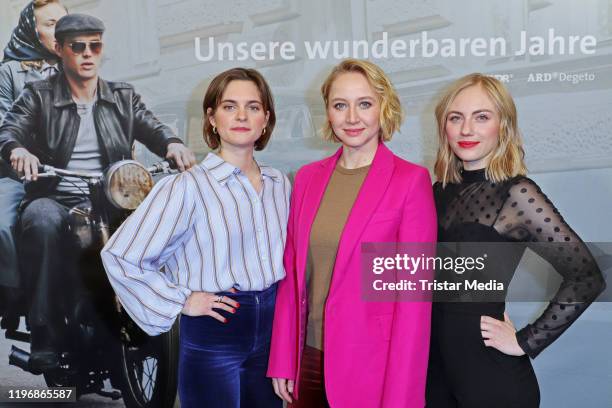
[426,304,540,408]
[18,196,88,347]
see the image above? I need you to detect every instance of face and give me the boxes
[55,33,103,81]
[34,2,67,55]
[445,85,501,171]
[327,72,381,152]
[208,80,270,151]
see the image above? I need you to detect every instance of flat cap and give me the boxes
[54,13,105,40]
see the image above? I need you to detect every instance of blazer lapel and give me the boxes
[330,143,395,289]
[295,148,342,290]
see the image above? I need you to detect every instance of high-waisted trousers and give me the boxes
[426,303,540,408]
[179,283,281,408]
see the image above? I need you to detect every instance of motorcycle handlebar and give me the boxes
[146,159,177,175]
[34,159,176,180]
[36,165,103,179]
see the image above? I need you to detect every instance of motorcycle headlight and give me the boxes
[104,160,153,210]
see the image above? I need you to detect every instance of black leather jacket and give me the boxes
[0,73,182,200]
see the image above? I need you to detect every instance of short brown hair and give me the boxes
[320,59,403,142]
[202,68,276,151]
[433,73,527,186]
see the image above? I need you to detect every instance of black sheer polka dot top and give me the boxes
[433,168,606,359]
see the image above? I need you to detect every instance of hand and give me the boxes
[10,147,40,181]
[481,312,525,356]
[181,289,239,322]
[272,378,294,403]
[166,143,196,172]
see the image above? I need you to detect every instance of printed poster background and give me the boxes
[1,0,611,406]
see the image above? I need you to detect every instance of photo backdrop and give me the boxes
[1,1,611,406]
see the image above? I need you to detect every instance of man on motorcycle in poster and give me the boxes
[0,13,196,372]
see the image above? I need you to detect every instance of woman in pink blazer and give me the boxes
[267,59,437,407]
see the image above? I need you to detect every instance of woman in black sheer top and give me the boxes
[425,73,605,407]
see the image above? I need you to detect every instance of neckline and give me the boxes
[461,168,487,183]
[335,163,371,175]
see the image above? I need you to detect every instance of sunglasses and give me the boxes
[68,41,103,54]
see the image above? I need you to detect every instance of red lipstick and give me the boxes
[458,141,480,148]
[231,127,251,132]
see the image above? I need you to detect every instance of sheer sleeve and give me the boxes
[494,177,606,358]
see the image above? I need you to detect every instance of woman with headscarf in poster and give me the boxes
[268,59,437,408]
[0,0,67,323]
[426,73,605,407]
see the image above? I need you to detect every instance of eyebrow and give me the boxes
[330,96,376,102]
[447,109,494,116]
[220,99,263,104]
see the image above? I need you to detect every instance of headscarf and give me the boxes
[2,1,57,62]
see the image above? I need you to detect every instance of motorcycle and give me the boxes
[1,159,179,407]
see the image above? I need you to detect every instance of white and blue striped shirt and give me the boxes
[101,153,291,335]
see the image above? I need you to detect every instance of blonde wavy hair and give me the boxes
[320,59,403,142]
[434,73,527,186]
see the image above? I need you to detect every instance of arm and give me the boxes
[270,173,297,403]
[0,85,41,179]
[131,91,195,171]
[382,168,437,407]
[495,178,606,358]
[268,170,302,381]
[0,85,39,162]
[0,62,16,122]
[0,62,15,176]
[101,172,196,335]
[131,91,181,156]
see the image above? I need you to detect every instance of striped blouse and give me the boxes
[101,153,291,335]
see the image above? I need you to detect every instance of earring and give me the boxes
[262,127,266,135]
[213,126,217,134]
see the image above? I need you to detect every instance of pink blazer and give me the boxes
[267,143,437,408]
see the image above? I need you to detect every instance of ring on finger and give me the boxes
[216,295,223,303]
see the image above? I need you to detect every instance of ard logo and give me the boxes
[527,73,553,82]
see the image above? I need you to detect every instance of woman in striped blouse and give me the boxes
[101,68,290,408]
